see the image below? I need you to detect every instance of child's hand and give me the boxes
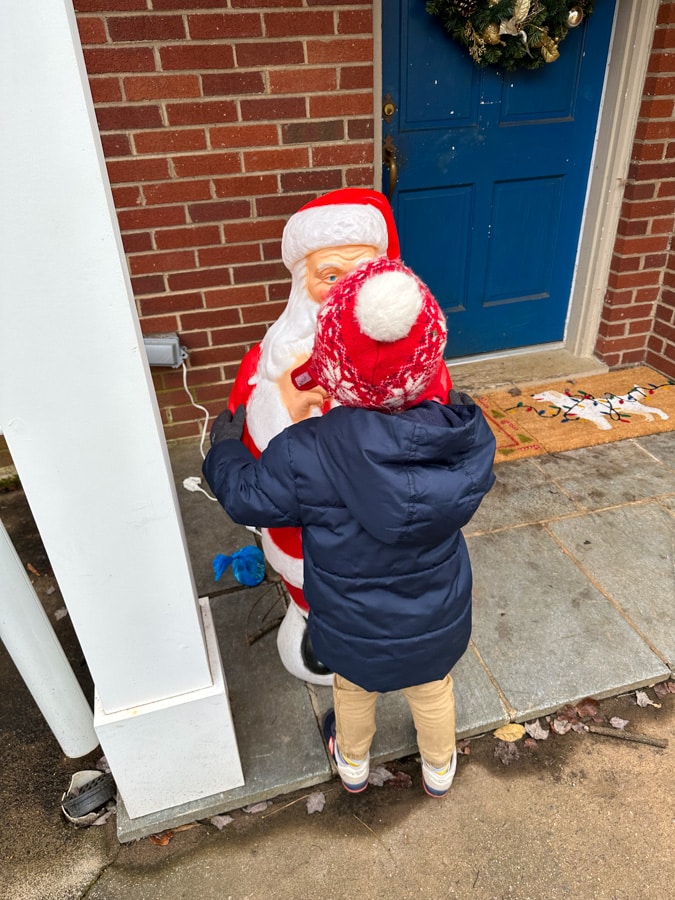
[210,405,246,446]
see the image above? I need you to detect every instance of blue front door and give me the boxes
[382,1,616,357]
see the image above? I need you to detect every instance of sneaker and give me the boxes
[322,710,369,793]
[421,748,457,798]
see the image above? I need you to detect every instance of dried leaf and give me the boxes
[306,792,325,815]
[575,697,601,719]
[493,723,526,742]
[636,690,661,709]
[368,765,394,787]
[550,717,573,735]
[524,737,538,749]
[494,740,519,766]
[571,722,587,734]
[243,800,272,814]
[54,608,68,621]
[609,717,629,730]
[654,681,675,698]
[210,815,233,830]
[456,739,471,755]
[524,719,549,741]
[386,770,413,790]
[27,563,41,577]
[149,830,174,845]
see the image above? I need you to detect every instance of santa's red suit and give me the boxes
[227,189,452,683]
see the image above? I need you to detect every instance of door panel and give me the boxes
[383,1,616,357]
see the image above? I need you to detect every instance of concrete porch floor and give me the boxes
[117,390,674,841]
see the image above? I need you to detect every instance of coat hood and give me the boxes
[313,401,495,546]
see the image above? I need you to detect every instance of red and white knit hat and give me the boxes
[292,257,448,411]
[281,188,400,270]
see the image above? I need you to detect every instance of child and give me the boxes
[203,257,496,797]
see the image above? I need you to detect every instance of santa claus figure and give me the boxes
[227,188,451,684]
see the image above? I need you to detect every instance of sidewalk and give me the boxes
[114,428,675,841]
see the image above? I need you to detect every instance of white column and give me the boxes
[0,520,98,758]
[0,2,243,818]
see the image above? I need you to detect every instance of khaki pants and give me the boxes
[333,672,456,769]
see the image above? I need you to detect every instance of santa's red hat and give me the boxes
[292,257,447,411]
[281,188,400,271]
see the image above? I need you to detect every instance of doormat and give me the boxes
[474,366,675,464]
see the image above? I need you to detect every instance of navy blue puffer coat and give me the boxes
[203,400,496,693]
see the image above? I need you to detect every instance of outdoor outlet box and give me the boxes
[142,333,187,368]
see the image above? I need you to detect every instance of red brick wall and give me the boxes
[74,1,376,438]
[595,0,675,378]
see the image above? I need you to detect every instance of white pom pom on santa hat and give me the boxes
[354,269,424,342]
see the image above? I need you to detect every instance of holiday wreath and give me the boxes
[425,0,595,71]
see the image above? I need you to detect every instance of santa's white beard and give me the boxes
[246,268,321,452]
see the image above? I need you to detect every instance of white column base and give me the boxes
[94,598,244,820]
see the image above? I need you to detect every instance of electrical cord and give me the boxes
[180,360,217,502]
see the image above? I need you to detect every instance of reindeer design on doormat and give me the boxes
[507,380,673,431]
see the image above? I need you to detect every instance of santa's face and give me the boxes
[304,244,378,304]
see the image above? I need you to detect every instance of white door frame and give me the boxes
[374,1,660,362]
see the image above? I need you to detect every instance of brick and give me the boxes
[155,225,221,250]
[204,285,266,308]
[210,323,267,345]
[280,168,342,193]
[348,119,374,140]
[240,299,287,323]
[623,182,656,202]
[96,104,163,131]
[600,321,627,339]
[83,46,155,74]
[338,9,372,34]
[282,120,343,144]
[140,292,204,317]
[118,205,186,230]
[232,260,288,284]
[643,74,675,94]
[628,161,675,182]
[627,317,657,335]
[189,199,251,222]
[613,234,671,256]
[101,133,131,156]
[268,278,293,301]
[262,240,282,261]
[180,308,245,331]
[133,128,207,155]
[75,0,146,10]
[603,302,656,323]
[152,0,239,8]
[213,174,279,198]
[129,249,196,275]
[89,76,123,103]
[243,146,309,172]
[255,192,315,217]
[340,65,374,90]
[186,345,250,368]
[648,50,675,74]
[106,156,171,183]
[658,181,675,198]
[168,267,233,291]
[306,37,373,65]
[634,119,675,141]
[210,123,279,149]
[632,140,666,162]
[235,41,305,68]
[160,44,235,71]
[345,167,374,186]
[202,72,265,97]
[166,100,238,126]
[612,255,644,274]
[648,213,675,233]
[309,92,373,117]
[269,67,337,94]
[107,15,186,42]
[172,151,241,178]
[231,0,303,7]
[77,16,108,44]
[628,197,675,218]
[131,275,167,296]
[264,11,335,37]
[221,220,286,245]
[240,97,306,121]
[198,244,262,267]
[639,96,675,119]
[124,74,201,101]
[121,231,153,253]
[643,252,669,269]
[312,141,372,167]
[111,184,142,207]
[143,179,212,204]
[607,269,662,290]
[188,13,262,39]
[657,2,675,25]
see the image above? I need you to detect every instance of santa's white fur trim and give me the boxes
[282,203,388,270]
[276,602,334,686]
[355,270,423,342]
[261,530,304,588]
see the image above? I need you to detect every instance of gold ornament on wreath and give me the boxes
[425,0,594,71]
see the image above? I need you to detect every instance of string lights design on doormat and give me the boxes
[474,366,675,463]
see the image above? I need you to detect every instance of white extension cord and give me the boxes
[180,360,217,502]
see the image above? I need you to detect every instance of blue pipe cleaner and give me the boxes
[212,545,265,587]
